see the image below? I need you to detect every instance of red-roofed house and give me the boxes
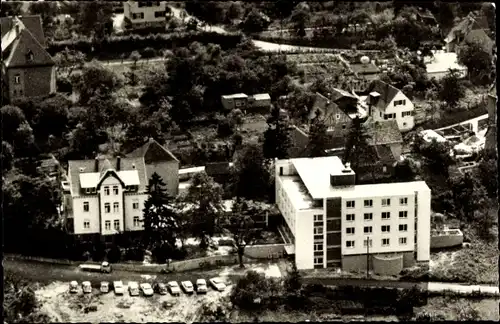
[1,15,56,102]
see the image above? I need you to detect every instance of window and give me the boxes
[346,227,355,235]
[132,12,145,19]
[394,100,406,106]
[399,224,408,232]
[26,50,34,62]
[346,200,355,208]
[383,113,396,120]
[314,227,323,235]
[364,213,373,221]
[382,238,390,246]
[104,186,110,196]
[363,238,373,247]
[133,200,139,210]
[346,240,355,248]
[381,212,391,219]
[336,114,340,119]
[364,199,373,207]
[402,111,412,117]
[364,226,372,234]
[105,203,111,213]
[399,237,407,245]
[346,214,355,221]
[314,257,323,265]
[114,220,120,230]
[382,225,391,233]
[314,214,323,222]
[113,202,119,213]
[399,211,408,218]
[382,198,391,206]
[83,201,89,212]
[314,243,323,252]
[133,216,140,227]
[113,186,119,195]
[400,197,408,205]
[342,124,346,129]
[83,220,90,229]
[105,220,111,230]
[154,10,165,18]
[14,75,20,84]
[382,165,387,173]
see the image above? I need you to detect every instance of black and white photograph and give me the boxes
[1,0,498,322]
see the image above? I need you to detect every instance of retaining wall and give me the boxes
[372,254,404,276]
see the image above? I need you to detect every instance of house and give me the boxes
[221,93,249,111]
[62,139,179,239]
[221,93,272,113]
[275,156,431,273]
[485,83,497,152]
[248,93,272,112]
[444,12,492,53]
[1,15,55,102]
[123,0,168,30]
[357,80,415,132]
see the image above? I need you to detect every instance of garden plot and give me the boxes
[35,281,232,323]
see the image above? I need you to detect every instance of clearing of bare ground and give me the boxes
[35,281,233,323]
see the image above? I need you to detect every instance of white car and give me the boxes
[100,281,110,293]
[140,283,154,297]
[69,281,79,294]
[196,279,207,294]
[181,281,194,294]
[82,281,92,294]
[128,281,140,296]
[209,277,226,292]
[168,281,181,296]
[113,281,124,295]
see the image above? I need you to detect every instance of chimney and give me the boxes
[368,91,380,117]
[14,22,20,36]
[116,156,121,171]
[95,157,99,172]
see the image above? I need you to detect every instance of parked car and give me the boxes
[196,279,208,294]
[100,281,110,293]
[69,281,79,294]
[168,281,181,296]
[140,283,154,297]
[209,277,226,292]
[154,282,168,295]
[113,281,124,295]
[128,281,140,296]
[181,281,194,294]
[82,281,92,294]
[79,261,112,273]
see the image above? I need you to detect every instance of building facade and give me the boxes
[275,156,431,273]
[1,15,56,102]
[123,1,168,29]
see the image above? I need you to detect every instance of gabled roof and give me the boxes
[127,138,179,164]
[350,63,380,75]
[1,15,46,47]
[363,80,401,112]
[364,119,403,145]
[68,157,147,196]
[464,29,493,51]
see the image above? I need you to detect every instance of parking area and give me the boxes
[36,279,232,323]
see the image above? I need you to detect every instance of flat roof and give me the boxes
[251,93,271,100]
[284,157,430,200]
[179,166,205,174]
[426,52,467,74]
[222,93,248,99]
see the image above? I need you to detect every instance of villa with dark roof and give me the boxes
[1,15,56,102]
[62,139,179,238]
[444,11,493,53]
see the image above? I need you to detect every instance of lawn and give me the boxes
[414,296,500,321]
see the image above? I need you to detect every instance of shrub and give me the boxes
[56,77,73,93]
[125,247,145,261]
[140,47,157,59]
[106,245,122,263]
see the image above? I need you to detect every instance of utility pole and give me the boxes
[366,237,370,279]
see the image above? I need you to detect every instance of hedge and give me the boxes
[48,31,244,60]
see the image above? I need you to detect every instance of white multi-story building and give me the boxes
[275,156,431,274]
[123,1,168,29]
[62,139,179,241]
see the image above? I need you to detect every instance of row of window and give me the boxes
[132,12,145,19]
[346,197,408,209]
[83,201,140,212]
[137,1,161,7]
[382,110,412,120]
[346,211,408,221]
[346,237,408,248]
[346,224,408,235]
[82,217,142,229]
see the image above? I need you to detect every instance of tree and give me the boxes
[224,197,263,268]
[13,122,36,157]
[1,2,23,17]
[77,2,114,41]
[476,152,498,198]
[449,172,488,222]
[240,9,270,34]
[306,118,329,157]
[283,262,302,293]
[263,106,291,159]
[128,51,142,85]
[28,1,58,29]
[75,62,123,104]
[414,137,453,177]
[226,1,244,21]
[290,3,311,38]
[457,40,494,85]
[393,159,416,182]
[32,94,71,141]
[438,69,466,108]
[343,117,376,173]
[142,173,179,253]
[183,172,224,249]
[1,105,26,144]
[1,141,14,173]
[53,48,87,79]
[232,144,272,201]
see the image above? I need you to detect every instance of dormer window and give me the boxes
[26,50,34,62]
